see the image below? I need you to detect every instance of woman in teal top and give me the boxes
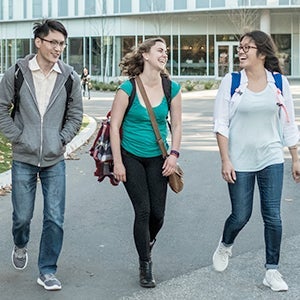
[110,37,182,288]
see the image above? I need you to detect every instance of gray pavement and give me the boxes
[0,87,300,299]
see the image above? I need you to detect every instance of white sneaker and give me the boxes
[212,239,232,272]
[263,269,288,292]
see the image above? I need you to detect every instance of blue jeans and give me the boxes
[222,163,283,269]
[12,160,66,275]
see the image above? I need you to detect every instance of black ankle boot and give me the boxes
[139,260,156,288]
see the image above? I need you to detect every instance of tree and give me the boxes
[227,7,259,38]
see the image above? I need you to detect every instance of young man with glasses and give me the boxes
[0,19,83,291]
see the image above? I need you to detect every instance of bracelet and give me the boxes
[170,150,180,158]
[289,145,298,150]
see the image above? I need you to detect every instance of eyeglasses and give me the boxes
[236,45,257,53]
[39,37,67,49]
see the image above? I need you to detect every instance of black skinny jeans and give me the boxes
[122,148,168,261]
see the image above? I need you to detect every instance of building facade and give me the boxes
[0,0,300,80]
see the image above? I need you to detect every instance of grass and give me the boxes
[0,114,90,174]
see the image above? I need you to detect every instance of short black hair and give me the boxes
[33,19,68,40]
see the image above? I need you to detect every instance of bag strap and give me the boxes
[135,76,168,158]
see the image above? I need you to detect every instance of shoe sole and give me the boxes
[11,248,28,270]
[37,278,62,291]
[263,279,288,292]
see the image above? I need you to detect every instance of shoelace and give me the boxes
[270,270,283,281]
[218,246,232,261]
[15,248,26,259]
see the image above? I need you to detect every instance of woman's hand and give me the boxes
[292,160,300,183]
[113,162,126,182]
[162,155,177,177]
[221,160,236,184]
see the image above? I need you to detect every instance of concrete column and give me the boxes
[260,10,270,34]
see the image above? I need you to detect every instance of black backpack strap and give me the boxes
[11,64,24,119]
[63,73,74,125]
[124,77,136,116]
[161,74,171,110]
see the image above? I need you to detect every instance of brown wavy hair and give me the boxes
[240,30,282,73]
[119,37,169,78]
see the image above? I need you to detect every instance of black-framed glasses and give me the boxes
[236,45,257,53]
[39,37,67,49]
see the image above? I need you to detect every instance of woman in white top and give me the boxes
[213,30,300,292]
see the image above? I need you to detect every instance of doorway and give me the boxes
[215,42,240,78]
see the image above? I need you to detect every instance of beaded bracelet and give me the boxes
[170,150,180,158]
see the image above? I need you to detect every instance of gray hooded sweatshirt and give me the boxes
[0,54,83,167]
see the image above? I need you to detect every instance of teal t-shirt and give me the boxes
[119,79,181,158]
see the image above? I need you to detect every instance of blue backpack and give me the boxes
[230,72,282,97]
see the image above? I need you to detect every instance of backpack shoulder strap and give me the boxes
[272,73,283,93]
[125,77,136,116]
[11,63,24,119]
[161,74,171,110]
[230,72,241,97]
[63,73,74,125]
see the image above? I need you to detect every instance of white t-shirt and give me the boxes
[229,85,284,171]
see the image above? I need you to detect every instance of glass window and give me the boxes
[153,0,165,11]
[58,0,68,17]
[102,36,113,78]
[120,0,131,13]
[68,38,83,74]
[279,0,289,4]
[102,0,107,14]
[85,0,96,15]
[17,39,30,59]
[174,0,186,10]
[292,0,300,4]
[74,0,78,15]
[166,36,178,76]
[23,0,27,18]
[114,0,131,13]
[272,34,291,75]
[91,37,101,75]
[251,0,266,4]
[196,0,209,8]
[9,0,13,19]
[114,0,118,13]
[140,0,165,12]
[237,0,250,5]
[140,0,150,11]
[208,35,214,76]
[180,35,207,76]
[48,0,52,17]
[211,0,225,7]
[0,0,3,20]
[32,0,42,18]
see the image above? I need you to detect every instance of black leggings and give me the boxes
[122,149,168,261]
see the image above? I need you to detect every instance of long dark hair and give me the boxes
[240,30,282,73]
[119,37,169,78]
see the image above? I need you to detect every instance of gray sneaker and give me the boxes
[11,246,28,270]
[37,273,62,291]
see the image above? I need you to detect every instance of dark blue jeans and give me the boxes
[122,149,168,261]
[222,163,284,269]
[12,160,66,275]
